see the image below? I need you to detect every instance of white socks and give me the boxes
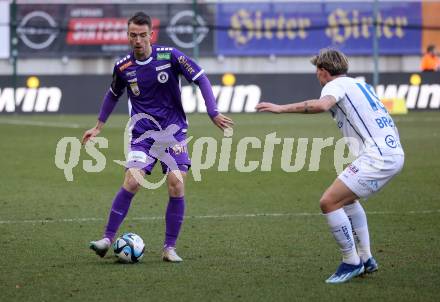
[325,208,360,265]
[344,201,372,263]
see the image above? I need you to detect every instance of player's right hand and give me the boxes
[255,102,284,113]
[81,127,100,145]
[212,113,234,130]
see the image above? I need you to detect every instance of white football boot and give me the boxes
[89,238,111,258]
[162,247,183,262]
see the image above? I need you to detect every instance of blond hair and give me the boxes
[311,48,349,76]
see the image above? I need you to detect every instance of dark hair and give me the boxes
[427,44,436,53]
[128,12,152,28]
[310,48,349,76]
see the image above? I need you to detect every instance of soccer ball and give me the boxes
[113,233,145,263]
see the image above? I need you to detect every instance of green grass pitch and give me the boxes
[0,112,439,301]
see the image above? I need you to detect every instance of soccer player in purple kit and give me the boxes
[82,12,233,262]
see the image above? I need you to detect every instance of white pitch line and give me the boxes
[0,119,126,129]
[1,116,437,131]
[0,209,439,225]
[0,119,81,129]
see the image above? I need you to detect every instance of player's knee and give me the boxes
[167,170,186,197]
[168,180,184,197]
[123,173,142,193]
[319,195,334,213]
[124,178,140,193]
[167,174,185,197]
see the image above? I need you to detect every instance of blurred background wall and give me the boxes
[0,0,439,114]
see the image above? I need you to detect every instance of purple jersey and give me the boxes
[109,45,204,135]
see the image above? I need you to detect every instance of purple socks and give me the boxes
[103,187,134,241]
[164,196,185,248]
[102,189,185,248]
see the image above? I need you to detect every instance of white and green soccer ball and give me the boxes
[113,233,145,263]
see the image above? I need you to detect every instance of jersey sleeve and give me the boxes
[171,48,204,83]
[109,64,125,98]
[320,80,345,103]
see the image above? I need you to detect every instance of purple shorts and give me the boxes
[126,132,191,175]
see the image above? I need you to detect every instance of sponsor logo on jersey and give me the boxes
[119,61,133,72]
[385,135,397,148]
[157,52,171,60]
[126,70,136,77]
[178,56,195,74]
[367,180,379,190]
[156,63,171,71]
[348,163,359,174]
[157,71,169,83]
[357,179,377,193]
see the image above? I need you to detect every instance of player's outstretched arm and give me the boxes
[256,95,336,114]
[195,75,234,130]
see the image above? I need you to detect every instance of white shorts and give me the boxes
[338,154,404,198]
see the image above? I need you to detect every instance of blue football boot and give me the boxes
[325,261,365,284]
[363,257,379,273]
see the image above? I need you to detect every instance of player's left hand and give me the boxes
[212,113,234,130]
[255,102,284,113]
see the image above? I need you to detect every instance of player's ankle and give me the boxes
[342,252,360,265]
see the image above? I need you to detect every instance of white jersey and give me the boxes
[321,76,404,157]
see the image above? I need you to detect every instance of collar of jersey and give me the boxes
[135,56,153,65]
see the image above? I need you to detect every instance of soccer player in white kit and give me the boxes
[256,49,404,284]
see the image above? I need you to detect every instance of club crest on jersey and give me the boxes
[157,71,169,83]
[129,80,140,96]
